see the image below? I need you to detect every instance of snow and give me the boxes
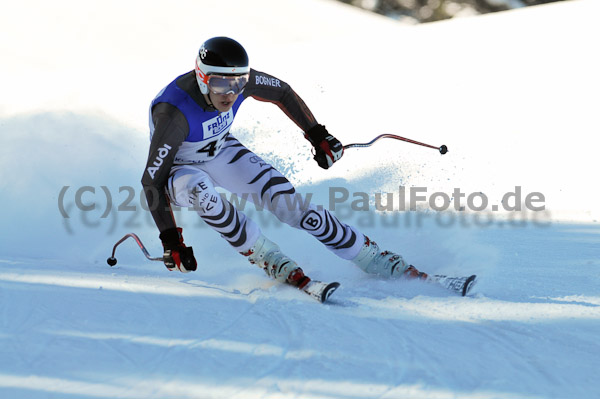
[1,0,599,398]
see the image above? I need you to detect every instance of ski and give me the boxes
[300,280,341,303]
[427,274,477,296]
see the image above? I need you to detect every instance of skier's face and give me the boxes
[210,92,238,113]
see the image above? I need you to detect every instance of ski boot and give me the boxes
[352,237,476,296]
[241,234,310,288]
[241,234,339,302]
[351,236,428,280]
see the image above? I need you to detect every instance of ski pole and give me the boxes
[107,233,162,266]
[343,134,448,155]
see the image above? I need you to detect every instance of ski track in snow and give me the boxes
[1,222,599,399]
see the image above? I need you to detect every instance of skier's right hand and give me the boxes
[305,124,344,169]
[159,227,197,273]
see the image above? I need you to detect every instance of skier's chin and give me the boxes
[215,102,234,113]
[209,93,238,113]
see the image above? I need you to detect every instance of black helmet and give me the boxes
[195,37,250,94]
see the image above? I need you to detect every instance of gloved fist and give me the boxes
[159,227,197,273]
[305,124,344,169]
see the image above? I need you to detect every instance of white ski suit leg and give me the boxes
[167,164,261,251]
[202,135,364,260]
[168,134,364,260]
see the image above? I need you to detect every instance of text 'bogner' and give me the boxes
[256,75,281,87]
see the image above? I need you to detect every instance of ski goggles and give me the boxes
[207,73,249,95]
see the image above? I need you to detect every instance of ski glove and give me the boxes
[305,124,344,169]
[159,227,197,273]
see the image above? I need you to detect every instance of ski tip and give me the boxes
[462,275,477,296]
[321,282,340,303]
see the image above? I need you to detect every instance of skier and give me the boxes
[141,36,430,294]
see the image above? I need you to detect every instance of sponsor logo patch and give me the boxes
[202,109,233,140]
[300,210,323,231]
[146,143,172,180]
[255,75,281,88]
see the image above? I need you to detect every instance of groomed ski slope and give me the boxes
[1,0,599,398]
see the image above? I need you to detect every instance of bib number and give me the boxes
[197,140,218,157]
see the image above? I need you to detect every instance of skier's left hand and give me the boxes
[305,124,344,169]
